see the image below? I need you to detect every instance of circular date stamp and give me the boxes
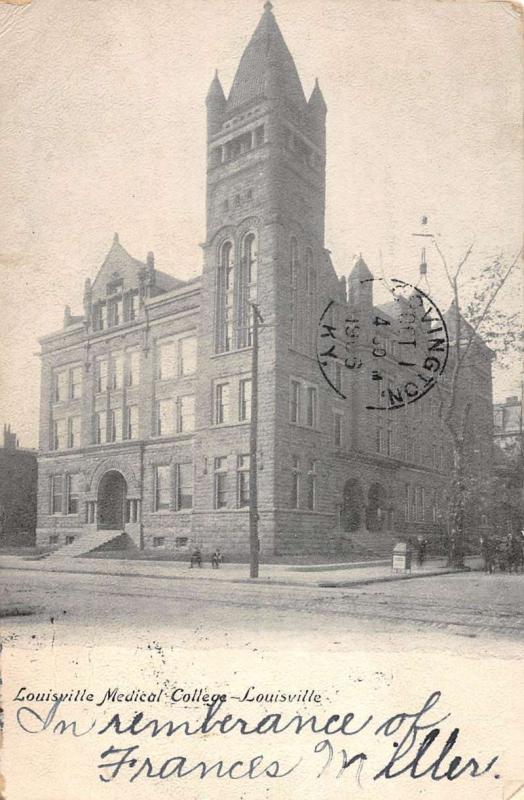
[316,278,449,410]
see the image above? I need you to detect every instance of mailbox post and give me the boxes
[392,541,412,573]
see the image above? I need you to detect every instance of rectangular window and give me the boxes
[49,535,59,545]
[128,350,140,386]
[176,463,193,510]
[69,366,82,400]
[334,362,343,393]
[404,484,410,521]
[54,371,68,403]
[386,427,393,457]
[237,454,250,507]
[94,411,107,444]
[154,465,171,511]
[125,405,138,440]
[128,292,139,321]
[156,399,173,436]
[67,416,81,449]
[94,302,107,331]
[179,336,197,376]
[157,340,176,380]
[177,395,195,433]
[53,418,66,450]
[125,499,139,523]
[153,536,166,548]
[416,487,425,521]
[290,380,301,423]
[306,461,316,510]
[239,378,252,422]
[215,383,229,424]
[111,354,124,390]
[109,408,122,441]
[67,473,80,515]
[305,386,317,428]
[51,475,63,514]
[334,412,343,448]
[109,297,123,327]
[214,456,228,509]
[96,359,108,393]
[291,455,300,508]
[376,427,384,454]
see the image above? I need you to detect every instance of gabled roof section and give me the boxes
[227,2,307,112]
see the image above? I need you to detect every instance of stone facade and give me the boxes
[36,4,494,557]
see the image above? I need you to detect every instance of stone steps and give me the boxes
[46,530,125,559]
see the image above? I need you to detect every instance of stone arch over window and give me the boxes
[216,239,234,353]
[237,230,257,348]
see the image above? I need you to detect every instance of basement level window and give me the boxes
[175,537,188,549]
[65,536,75,545]
[153,536,166,548]
[49,535,59,545]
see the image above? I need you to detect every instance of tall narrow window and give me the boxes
[305,386,317,428]
[334,411,343,448]
[291,455,300,508]
[179,337,197,376]
[53,418,66,450]
[156,399,173,436]
[237,455,250,507]
[54,371,67,402]
[67,474,80,515]
[51,475,63,515]
[154,465,171,511]
[404,484,410,521]
[214,457,228,508]
[214,383,229,424]
[94,411,107,444]
[216,241,234,353]
[306,461,317,510]
[176,463,193,510]
[290,380,301,423]
[386,426,393,457]
[67,416,81,449]
[96,359,108,393]
[157,341,176,380]
[177,395,195,433]
[290,238,299,348]
[128,351,140,386]
[239,378,252,421]
[334,362,343,393]
[237,232,257,348]
[109,408,122,441]
[128,292,139,321]
[305,248,316,354]
[70,366,83,400]
[111,354,124,390]
[125,406,138,440]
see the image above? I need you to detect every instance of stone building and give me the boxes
[0,425,37,546]
[36,3,494,556]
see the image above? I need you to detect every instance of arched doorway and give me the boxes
[366,483,387,532]
[97,470,127,530]
[341,478,364,532]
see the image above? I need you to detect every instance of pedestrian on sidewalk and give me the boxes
[415,535,427,567]
[480,535,494,574]
[189,547,202,568]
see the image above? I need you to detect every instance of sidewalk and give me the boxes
[0,553,482,589]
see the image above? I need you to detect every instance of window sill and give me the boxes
[289,421,318,432]
[211,346,252,360]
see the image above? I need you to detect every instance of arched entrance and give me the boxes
[97,470,127,530]
[341,478,364,532]
[366,483,387,532]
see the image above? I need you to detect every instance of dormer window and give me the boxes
[108,296,123,327]
[93,301,107,331]
[107,275,123,295]
[128,291,139,321]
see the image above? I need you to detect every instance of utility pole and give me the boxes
[249,302,264,578]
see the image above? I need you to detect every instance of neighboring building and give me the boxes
[36,3,494,556]
[494,395,522,455]
[492,394,523,535]
[0,425,37,546]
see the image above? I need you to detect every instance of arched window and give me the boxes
[237,232,257,347]
[305,248,316,354]
[290,238,299,348]
[216,240,234,353]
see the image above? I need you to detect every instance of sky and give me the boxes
[0,0,522,447]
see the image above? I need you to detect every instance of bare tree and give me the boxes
[428,238,521,566]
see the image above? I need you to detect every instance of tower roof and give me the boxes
[350,255,373,280]
[227,3,306,112]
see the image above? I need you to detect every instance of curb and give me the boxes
[318,567,472,589]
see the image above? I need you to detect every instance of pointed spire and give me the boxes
[113,232,119,245]
[309,77,327,114]
[351,255,373,280]
[206,69,226,104]
[227,4,306,112]
[206,69,226,137]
